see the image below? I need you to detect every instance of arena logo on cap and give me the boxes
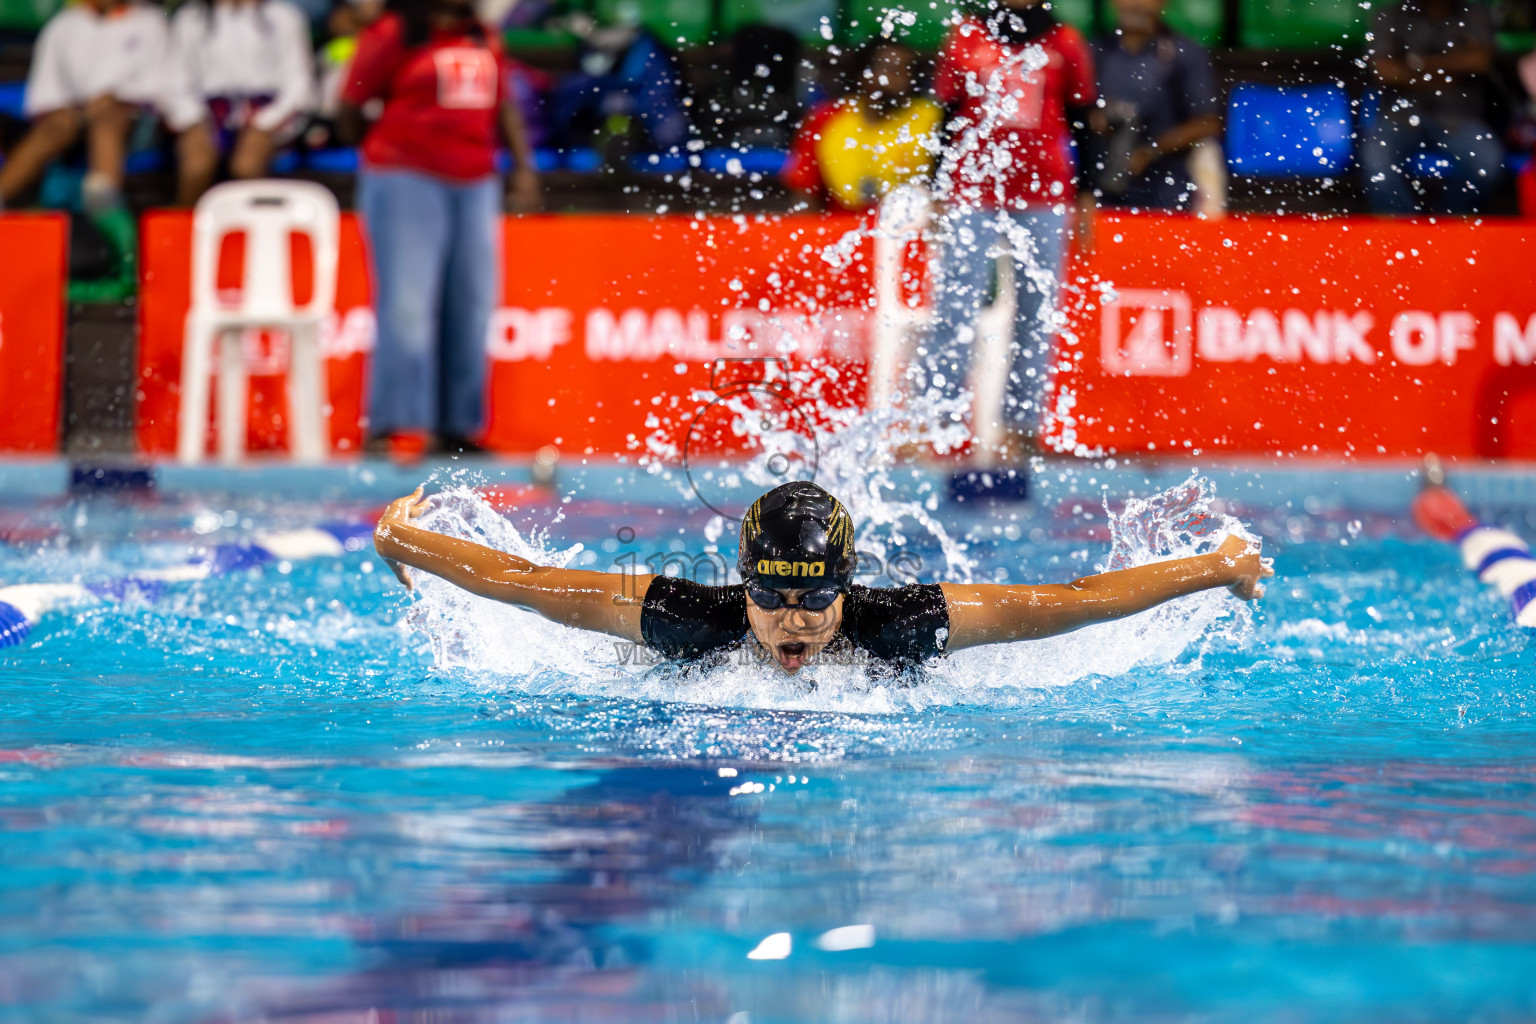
[758,559,826,577]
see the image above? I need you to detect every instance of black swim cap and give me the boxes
[738,482,856,590]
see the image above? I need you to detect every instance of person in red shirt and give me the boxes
[339,0,539,456]
[924,0,1098,474]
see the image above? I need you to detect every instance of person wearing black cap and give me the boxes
[374,481,1271,673]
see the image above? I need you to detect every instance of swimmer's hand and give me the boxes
[1216,534,1272,601]
[368,485,651,642]
[375,486,431,590]
[943,531,1274,650]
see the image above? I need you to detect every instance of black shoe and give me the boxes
[435,434,489,456]
[949,467,1030,503]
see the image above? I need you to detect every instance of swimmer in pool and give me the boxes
[374,481,1272,672]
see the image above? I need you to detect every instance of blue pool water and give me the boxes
[2,459,1535,1023]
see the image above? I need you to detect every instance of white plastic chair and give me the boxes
[177,180,340,464]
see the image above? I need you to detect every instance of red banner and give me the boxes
[1062,215,1536,460]
[138,209,376,456]
[136,211,874,457]
[135,210,1536,461]
[0,214,67,453]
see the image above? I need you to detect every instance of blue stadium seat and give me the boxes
[494,148,561,172]
[268,150,301,175]
[564,148,601,173]
[1225,83,1354,176]
[622,147,788,176]
[628,149,790,176]
[701,147,787,176]
[631,150,688,174]
[1359,89,1502,182]
[0,80,25,119]
[309,146,563,175]
[306,148,359,173]
[123,150,165,174]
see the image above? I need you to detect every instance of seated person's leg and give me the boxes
[228,126,276,180]
[80,94,133,211]
[1358,118,1421,214]
[176,121,219,207]
[0,107,83,206]
[67,95,139,293]
[1433,118,1504,214]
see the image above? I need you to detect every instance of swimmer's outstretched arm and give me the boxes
[940,535,1271,651]
[373,489,654,641]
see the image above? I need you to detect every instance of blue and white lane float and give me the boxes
[1412,456,1536,629]
[1452,526,1536,628]
[0,524,374,648]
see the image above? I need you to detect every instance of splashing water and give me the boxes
[403,489,614,684]
[925,476,1257,706]
[406,25,1257,715]
[932,41,1052,212]
[656,22,1092,544]
[1102,475,1259,572]
[657,373,977,580]
[641,61,1098,585]
[405,472,1253,714]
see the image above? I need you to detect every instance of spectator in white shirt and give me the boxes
[0,0,167,212]
[161,0,316,205]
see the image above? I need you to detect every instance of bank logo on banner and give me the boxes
[1101,289,1193,377]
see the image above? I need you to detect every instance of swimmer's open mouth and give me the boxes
[779,642,808,660]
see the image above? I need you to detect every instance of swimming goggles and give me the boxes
[745,583,842,612]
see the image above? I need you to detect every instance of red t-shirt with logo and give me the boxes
[342,12,506,182]
[934,16,1096,209]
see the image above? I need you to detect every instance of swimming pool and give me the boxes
[3,457,1535,1023]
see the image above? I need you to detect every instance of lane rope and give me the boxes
[0,523,374,648]
[1455,526,1536,628]
[1412,455,1536,629]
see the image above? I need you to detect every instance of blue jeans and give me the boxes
[926,206,1069,430]
[358,167,500,438]
[1358,113,1503,214]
